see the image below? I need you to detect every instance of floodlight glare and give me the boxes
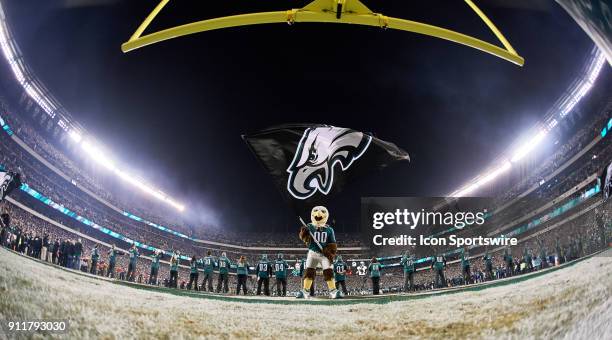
[453,160,511,197]
[511,130,548,163]
[81,141,116,171]
[0,1,187,212]
[69,130,82,143]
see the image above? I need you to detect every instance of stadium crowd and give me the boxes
[0,92,611,297]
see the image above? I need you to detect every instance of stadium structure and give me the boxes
[0,0,611,339]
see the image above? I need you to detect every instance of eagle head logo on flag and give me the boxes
[243,124,409,215]
[0,166,21,202]
[286,126,372,200]
[603,160,612,202]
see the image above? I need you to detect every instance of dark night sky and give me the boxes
[1,0,601,232]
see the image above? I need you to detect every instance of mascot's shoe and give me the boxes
[329,289,342,299]
[295,289,310,299]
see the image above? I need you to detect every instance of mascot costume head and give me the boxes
[310,206,329,227]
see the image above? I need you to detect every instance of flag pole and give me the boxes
[298,216,324,251]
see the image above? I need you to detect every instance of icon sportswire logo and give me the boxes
[286,126,372,200]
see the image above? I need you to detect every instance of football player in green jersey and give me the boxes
[400,250,416,292]
[202,250,216,292]
[368,257,382,295]
[256,254,272,296]
[333,255,348,296]
[107,244,120,278]
[216,252,231,293]
[149,249,162,285]
[297,206,341,299]
[431,253,447,288]
[127,244,139,282]
[274,253,289,296]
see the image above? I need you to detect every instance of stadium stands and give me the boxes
[2,89,611,295]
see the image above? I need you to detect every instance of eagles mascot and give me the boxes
[296,206,341,299]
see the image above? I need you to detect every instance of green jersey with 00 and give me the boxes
[306,224,336,253]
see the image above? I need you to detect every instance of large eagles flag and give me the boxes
[243,124,409,216]
[0,164,21,202]
[602,160,612,202]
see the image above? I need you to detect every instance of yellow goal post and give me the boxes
[121,0,524,66]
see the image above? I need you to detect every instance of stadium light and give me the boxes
[79,140,185,211]
[0,2,186,212]
[510,129,548,163]
[453,160,511,197]
[81,141,116,171]
[68,129,82,143]
[451,48,606,198]
[559,52,606,118]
